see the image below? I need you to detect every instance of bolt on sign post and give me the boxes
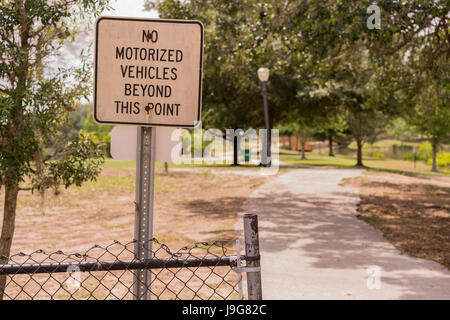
[94,17,203,300]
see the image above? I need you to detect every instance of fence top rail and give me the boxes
[0,238,245,275]
[0,215,262,300]
[0,255,244,275]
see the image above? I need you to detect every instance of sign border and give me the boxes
[94,16,203,128]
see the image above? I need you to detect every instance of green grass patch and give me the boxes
[357,214,379,223]
[104,158,260,170]
[281,152,357,168]
[280,150,450,177]
[104,159,136,169]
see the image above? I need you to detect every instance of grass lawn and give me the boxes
[105,158,261,169]
[280,149,450,177]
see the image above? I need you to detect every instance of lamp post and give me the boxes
[258,67,271,167]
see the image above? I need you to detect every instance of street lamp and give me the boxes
[257,67,271,166]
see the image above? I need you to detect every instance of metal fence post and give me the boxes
[243,214,262,300]
[133,126,155,300]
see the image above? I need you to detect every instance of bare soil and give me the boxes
[345,171,450,269]
[1,166,269,254]
[0,165,269,300]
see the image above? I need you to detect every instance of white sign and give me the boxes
[94,17,203,127]
[111,126,182,162]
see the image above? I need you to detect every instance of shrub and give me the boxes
[372,152,384,159]
[403,153,414,161]
[403,152,428,161]
[418,141,433,159]
[427,153,450,167]
[392,144,413,155]
[83,112,112,157]
[403,141,433,162]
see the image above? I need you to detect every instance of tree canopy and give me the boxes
[0,0,111,298]
[146,0,449,168]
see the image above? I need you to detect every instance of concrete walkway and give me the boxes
[236,168,450,300]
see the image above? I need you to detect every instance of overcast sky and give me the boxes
[104,0,158,19]
[53,0,158,102]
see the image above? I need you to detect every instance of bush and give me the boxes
[403,152,428,161]
[83,112,112,158]
[403,141,433,162]
[427,153,450,167]
[392,144,413,155]
[418,141,433,159]
[403,153,414,161]
[372,152,384,159]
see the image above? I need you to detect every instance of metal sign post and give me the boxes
[133,126,155,300]
[94,16,204,300]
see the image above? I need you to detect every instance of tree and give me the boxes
[366,1,449,171]
[145,0,309,165]
[84,110,113,157]
[0,0,110,299]
[341,64,394,167]
[288,0,449,166]
[409,78,449,172]
[382,12,449,172]
[61,103,91,140]
[344,103,389,167]
[278,121,306,156]
[313,114,348,157]
[297,120,314,160]
[386,117,421,142]
[147,0,448,169]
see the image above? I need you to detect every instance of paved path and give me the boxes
[236,168,450,300]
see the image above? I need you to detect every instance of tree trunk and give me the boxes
[328,135,334,157]
[232,135,239,166]
[356,139,364,167]
[301,139,306,160]
[431,142,438,172]
[0,183,19,300]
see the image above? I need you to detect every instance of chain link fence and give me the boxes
[0,214,262,300]
[0,238,248,300]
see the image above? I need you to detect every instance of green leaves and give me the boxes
[47,131,105,189]
[0,0,111,190]
[145,0,448,168]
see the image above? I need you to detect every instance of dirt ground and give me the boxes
[1,165,269,254]
[4,164,449,299]
[1,164,271,300]
[345,171,450,269]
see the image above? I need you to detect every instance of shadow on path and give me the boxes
[237,168,450,299]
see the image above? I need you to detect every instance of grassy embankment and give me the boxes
[280,139,450,177]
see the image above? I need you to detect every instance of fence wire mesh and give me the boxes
[0,239,244,300]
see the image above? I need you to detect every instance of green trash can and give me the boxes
[243,148,251,162]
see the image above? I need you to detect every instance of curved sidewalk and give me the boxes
[237,168,450,300]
